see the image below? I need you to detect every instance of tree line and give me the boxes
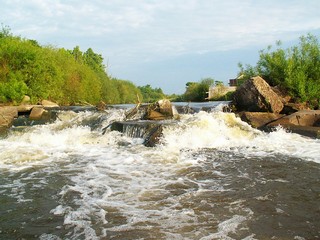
[1,25,319,106]
[0,26,164,105]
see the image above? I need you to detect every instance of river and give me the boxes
[0,102,319,240]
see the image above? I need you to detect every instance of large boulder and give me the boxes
[233,76,284,113]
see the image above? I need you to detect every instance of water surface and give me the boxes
[0,103,319,239]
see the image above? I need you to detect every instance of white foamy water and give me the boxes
[0,106,319,239]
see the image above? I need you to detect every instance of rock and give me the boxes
[268,110,320,127]
[125,99,179,121]
[144,99,178,120]
[147,110,166,120]
[41,100,59,108]
[96,101,106,111]
[16,105,35,115]
[29,107,49,120]
[267,110,320,138]
[238,112,284,129]
[21,95,31,105]
[233,76,284,113]
[108,120,173,147]
[0,106,18,129]
[144,125,163,147]
[281,102,310,115]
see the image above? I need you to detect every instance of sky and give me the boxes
[1,0,320,94]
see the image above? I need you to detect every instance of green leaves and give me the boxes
[183,78,215,102]
[238,34,320,108]
[138,84,165,103]
[0,29,145,105]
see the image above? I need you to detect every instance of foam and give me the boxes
[1,108,319,239]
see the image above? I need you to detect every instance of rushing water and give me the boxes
[0,102,319,240]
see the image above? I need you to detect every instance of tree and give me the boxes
[138,84,165,103]
[183,78,215,101]
[83,48,105,73]
[238,34,320,107]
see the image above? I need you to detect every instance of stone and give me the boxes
[157,99,173,116]
[281,102,310,115]
[0,106,18,128]
[144,99,178,120]
[147,110,166,120]
[29,107,49,120]
[233,76,284,113]
[108,120,173,147]
[21,95,31,105]
[16,105,35,114]
[238,112,284,129]
[41,100,59,108]
[96,101,106,111]
[268,110,320,127]
[267,110,320,138]
[125,99,178,121]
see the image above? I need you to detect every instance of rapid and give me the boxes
[0,102,319,240]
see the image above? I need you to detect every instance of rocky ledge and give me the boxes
[232,76,320,138]
[0,100,60,131]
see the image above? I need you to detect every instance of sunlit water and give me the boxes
[0,102,319,240]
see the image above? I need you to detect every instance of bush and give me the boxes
[238,34,320,107]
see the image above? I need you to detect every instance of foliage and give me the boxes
[138,84,165,103]
[238,34,320,106]
[0,27,144,105]
[183,78,215,102]
[209,91,234,101]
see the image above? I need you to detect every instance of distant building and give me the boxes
[228,74,245,87]
[206,85,236,100]
[206,74,246,100]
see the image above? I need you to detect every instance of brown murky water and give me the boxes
[0,105,319,239]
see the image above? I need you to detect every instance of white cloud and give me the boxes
[1,0,320,91]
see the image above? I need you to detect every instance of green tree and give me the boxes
[183,78,214,101]
[138,84,165,102]
[238,34,320,107]
[83,48,105,73]
[0,27,146,105]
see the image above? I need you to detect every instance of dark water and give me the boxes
[0,104,319,239]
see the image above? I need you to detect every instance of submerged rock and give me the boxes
[233,76,284,113]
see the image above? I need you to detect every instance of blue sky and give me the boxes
[2,0,320,94]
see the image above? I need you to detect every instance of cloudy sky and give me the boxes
[2,0,320,94]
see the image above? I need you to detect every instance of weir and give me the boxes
[108,120,175,147]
